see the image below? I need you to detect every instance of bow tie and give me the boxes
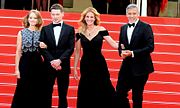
[128,23,135,27]
[52,23,61,27]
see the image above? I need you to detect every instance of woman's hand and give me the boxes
[39,42,47,48]
[15,70,20,79]
[74,69,79,80]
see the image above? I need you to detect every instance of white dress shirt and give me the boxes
[53,21,63,46]
[127,19,139,57]
[127,19,139,44]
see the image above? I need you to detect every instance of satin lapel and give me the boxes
[57,23,65,46]
[130,21,140,46]
[123,25,129,46]
[49,23,56,46]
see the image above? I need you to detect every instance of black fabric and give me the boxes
[52,23,61,27]
[75,33,81,42]
[91,0,108,14]
[11,52,47,108]
[76,30,115,108]
[99,30,109,36]
[108,0,130,15]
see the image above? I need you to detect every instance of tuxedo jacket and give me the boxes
[39,22,75,74]
[118,20,154,76]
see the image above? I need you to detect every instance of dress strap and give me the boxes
[76,33,81,41]
[99,30,109,37]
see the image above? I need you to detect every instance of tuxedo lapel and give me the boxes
[123,25,129,46]
[130,21,141,46]
[49,23,56,46]
[57,23,66,47]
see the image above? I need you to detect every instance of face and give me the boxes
[84,12,95,26]
[126,8,139,23]
[28,12,38,26]
[51,9,64,23]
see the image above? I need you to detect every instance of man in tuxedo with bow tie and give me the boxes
[39,3,75,108]
[115,4,154,108]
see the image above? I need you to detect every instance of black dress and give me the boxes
[11,28,46,108]
[76,30,115,108]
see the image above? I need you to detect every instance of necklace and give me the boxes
[86,26,96,36]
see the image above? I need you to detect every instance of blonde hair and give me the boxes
[78,7,100,33]
[22,10,43,30]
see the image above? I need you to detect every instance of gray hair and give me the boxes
[126,4,139,13]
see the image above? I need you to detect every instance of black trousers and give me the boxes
[46,68,70,108]
[115,73,149,108]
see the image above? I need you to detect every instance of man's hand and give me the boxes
[50,59,62,70]
[121,50,132,59]
[39,42,47,48]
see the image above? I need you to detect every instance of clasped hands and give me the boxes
[39,42,61,70]
[50,59,62,70]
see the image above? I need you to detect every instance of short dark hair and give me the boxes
[50,4,64,12]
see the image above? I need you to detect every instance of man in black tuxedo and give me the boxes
[39,4,75,108]
[115,4,154,108]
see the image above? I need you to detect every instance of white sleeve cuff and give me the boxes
[131,51,134,58]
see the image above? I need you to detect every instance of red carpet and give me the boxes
[0,9,180,108]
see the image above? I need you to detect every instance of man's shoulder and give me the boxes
[63,23,74,28]
[138,20,150,26]
[121,24,127,29]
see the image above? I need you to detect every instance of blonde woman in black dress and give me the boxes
[74,7,118,108]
